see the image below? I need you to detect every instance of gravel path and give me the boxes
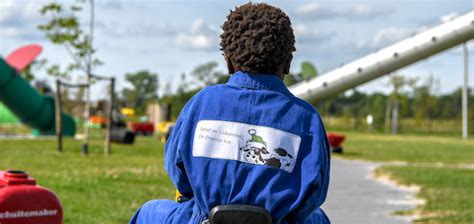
[322,158,421,224]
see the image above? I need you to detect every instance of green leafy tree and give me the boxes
[413,75,439,131]
[284,73,298,86]
[299,61,318,81]
[368,93,388,128]
[387,75,417,100]
[284,61,318,86]
[385,74,417,133]
[191,61,225,86]
[38,0,102,80]
[438,88,462,119]
[158,62,227,120]
[122,70,159,114]
[22,59,47,83]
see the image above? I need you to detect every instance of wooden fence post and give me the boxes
[55,79,63,152]
[104,78,114,155]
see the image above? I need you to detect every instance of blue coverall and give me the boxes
[130,71,331,224]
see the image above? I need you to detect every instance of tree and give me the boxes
[156,62,227,120]
[284,61,318,86]
[38,0,102,80]
[368,93,388,129]
[177,73,188,95]
[122,70,159,114]
[299,61,318,81]
[38,1,102,150]
[34,80,53,95]
[283,73,298,86]
[385,74,417,134]
[412,75,439,131]
[191,61,225,87]
[22,59,47,83]
[438,88,462,119]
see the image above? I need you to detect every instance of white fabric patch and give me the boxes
[193,120,301,173]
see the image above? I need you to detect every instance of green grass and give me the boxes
[376,166,474,223]
[338,132,474,163]
[322,116,474,136]
[338,132,474,223]
[0,136,174,224]
[1,132,473,223]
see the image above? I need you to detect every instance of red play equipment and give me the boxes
[326,133,345,153]
[130,122,155,136]
[5,44,43,72]
[0,170,63,224]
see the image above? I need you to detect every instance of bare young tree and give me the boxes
[38,0,102,152]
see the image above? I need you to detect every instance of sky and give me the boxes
[1,0,473,100]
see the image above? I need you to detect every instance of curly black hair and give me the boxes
[220,3,295,75]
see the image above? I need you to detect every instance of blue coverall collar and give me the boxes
[228,71,290,94]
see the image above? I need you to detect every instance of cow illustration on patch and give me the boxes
[193,120,301,173]
[240,129,295,170]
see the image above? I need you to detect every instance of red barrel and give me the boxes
[0,170,63,224]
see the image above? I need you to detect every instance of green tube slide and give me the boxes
[0,58,76,136]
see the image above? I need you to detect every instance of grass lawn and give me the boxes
[1,132,473,223]
[338,132,474,163]
[0,136,174,224]
[338,132,474,223]
[376,166,474,223]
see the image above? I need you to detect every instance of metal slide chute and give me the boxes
[289,11,474,101]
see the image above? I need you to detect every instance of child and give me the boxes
[130,3,330,223]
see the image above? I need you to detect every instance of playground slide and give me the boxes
[0,45,76,136]
[289,11,474,101]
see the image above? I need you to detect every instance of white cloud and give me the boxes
[353,3,373,15]
[175,18,218,50]
[0,0,44,40]
[0,27,21,37]
[128,23,175,37]
[440,12,458,22]
[0,0,42,24]
[294,3,393,21]
[372,27,413,48]
[353,3,381,17]
[293,24,311,38]
[0,0,16,23]
[294,3,336,20]
[293,23,334,44]
[98,20,177,38]
[347,3,394,20]
[191,18,206,33]
[176,33,214,49]
[98,1,124,10]
[295,3,321,16]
